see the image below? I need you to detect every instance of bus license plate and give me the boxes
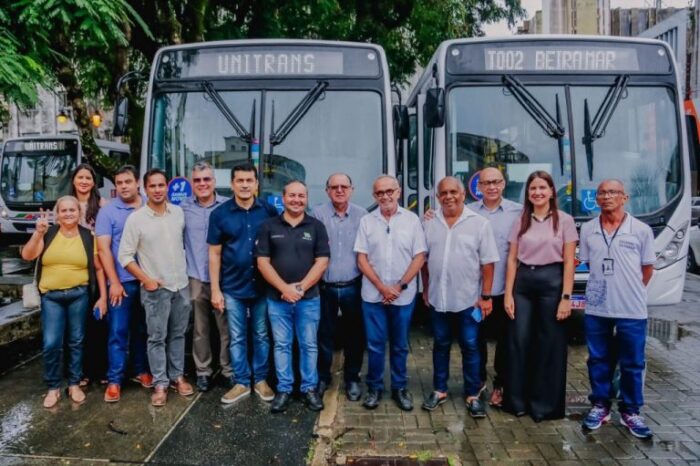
[571,295,586,310]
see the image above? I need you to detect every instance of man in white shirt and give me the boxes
[354,175,426,411]
[118,168,193,407]
[421,177,499,418]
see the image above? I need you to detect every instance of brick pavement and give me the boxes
[320,318,700,465]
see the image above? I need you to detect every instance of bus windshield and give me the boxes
[151,89,383,209]
[448,85,573,209]
[1,146,77,206]
[447,84,682,218]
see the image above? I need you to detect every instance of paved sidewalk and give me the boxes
[319,312,700,465]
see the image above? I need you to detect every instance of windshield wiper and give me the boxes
[582,74,629,180]
[269,81,328,146]
[201,81,252,143]
[502,75,565,139]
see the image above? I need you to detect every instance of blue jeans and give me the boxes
[585,314,647,414]
[267,297,320,394]
[225,294,269,386]
[318,282,364,384]
[41,286,89,389]
[106,280,149,385]
[362,299,415,392]
[431,308,481,397]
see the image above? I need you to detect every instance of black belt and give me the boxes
[519,262,563,270]
[322,276,362,288]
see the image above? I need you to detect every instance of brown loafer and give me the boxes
[151,386,168,406]
[170,376,194,396]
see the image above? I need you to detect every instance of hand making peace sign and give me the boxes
[35,208,51,235]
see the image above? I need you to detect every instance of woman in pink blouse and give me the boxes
[503,170,578,422]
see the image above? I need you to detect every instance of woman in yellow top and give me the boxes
[22,196,107,408]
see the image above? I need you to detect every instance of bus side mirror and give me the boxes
[424,88,445,128]
[393,104,409,139]
[112,97,129,137]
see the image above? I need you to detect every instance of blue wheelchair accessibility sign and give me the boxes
[581,189,600,214]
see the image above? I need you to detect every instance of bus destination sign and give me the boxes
[157,46,381,79]
[484,46,639,72]
[4,140,70,153]
[447,42,672,75]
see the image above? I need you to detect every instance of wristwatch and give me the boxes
[295,284,305,296]
[561,294,571,300]
[398,281,408,290]
[481,294,492,301]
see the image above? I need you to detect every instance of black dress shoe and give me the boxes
[422,391,448,411]
[345,381,362,401]
[392,388,414,411]
[317,380,329,397]
[304,390,324,411]
[270,392,291,413]
[196,375,210,392]
[362,389,382,409]
[466,398,487,418]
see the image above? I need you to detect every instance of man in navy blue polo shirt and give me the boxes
[256,180,330,414]
[208,163,277,405]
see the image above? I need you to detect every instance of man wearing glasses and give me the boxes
[468,167,522,408]
[180,161,232,393]
[311,173,367,401]
[579,179,655,440]
[354,175,426,411]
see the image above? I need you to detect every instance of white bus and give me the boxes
[115,39,397,210]
[0,134,129,233]
[405,36,691,306]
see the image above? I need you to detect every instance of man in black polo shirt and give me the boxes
[256,180,330,413]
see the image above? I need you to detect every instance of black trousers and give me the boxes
[82,310,108,382]
[503,263,567,421]
[478,294,508,388]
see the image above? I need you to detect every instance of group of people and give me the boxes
[24,162,656,439]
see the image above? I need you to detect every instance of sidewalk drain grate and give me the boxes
[346,458,449,466]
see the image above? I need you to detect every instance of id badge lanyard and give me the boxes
[599,214,626,276]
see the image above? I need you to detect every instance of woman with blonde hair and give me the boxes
[22,196,107,407]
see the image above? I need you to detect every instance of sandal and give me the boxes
[43,389,61,408]
[68,385,86,404]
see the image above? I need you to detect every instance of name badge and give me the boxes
[602,258,614,276]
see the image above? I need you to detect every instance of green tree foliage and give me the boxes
[1,0,523,175]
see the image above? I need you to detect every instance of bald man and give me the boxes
[421,177,499,417]
[354,175,426,411]
[579,179,655,439]
[468,167,522,407]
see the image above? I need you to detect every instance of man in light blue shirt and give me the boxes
[180,161,230,393]
[579,179,656,440]
[311,173,367,401]
[468,167,522,408]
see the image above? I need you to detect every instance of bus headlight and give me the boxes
[655,221,689,270]
[0,209,7,218]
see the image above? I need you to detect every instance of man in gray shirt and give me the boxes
[180,161,231,393]
[579,179,655,440]
[468,167,522,408]
[119,168,193,407]
[311,173,367,401]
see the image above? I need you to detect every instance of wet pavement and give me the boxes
[0,274,699,465]
[321,274,700,465]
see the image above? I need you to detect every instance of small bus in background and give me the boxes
[0,134,129,234]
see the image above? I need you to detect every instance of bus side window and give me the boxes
[408,113,418,190]
[423,122,433,190]
[687,114,700,197]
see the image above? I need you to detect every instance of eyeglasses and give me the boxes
[374,188,397,198]
[328,184,352,191]
[193,176,213,184]
[596,190,625,198]
[478,179,504,187]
